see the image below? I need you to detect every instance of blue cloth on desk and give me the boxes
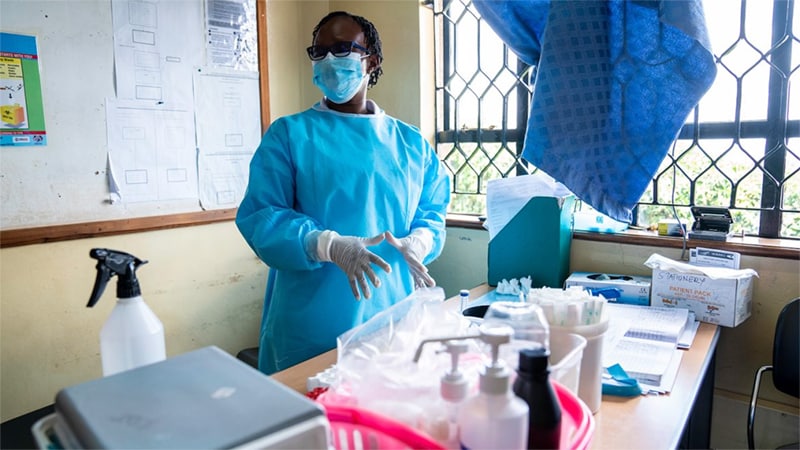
[472,0,716,222]
[603,363,643,397]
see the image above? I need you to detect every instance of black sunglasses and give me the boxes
[306,41,370,61]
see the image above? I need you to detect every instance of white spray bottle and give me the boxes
[87,248,166,376]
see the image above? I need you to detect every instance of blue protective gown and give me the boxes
[236,100,451,374]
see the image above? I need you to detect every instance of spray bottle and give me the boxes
[87,248,165,376]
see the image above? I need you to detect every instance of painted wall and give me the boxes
[266,0,430,129]
[0,222,266,420]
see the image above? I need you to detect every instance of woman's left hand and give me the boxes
[385,231,436,289]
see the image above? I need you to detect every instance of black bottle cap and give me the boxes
[518,347,550,373]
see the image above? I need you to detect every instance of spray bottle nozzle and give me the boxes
[87,248,148,307]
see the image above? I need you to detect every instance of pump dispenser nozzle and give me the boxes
[412,324,515,396]
[87,248,148,307]
[475,323,514,395]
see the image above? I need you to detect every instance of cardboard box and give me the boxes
[657,219,687,236]
[565,272,651,306]
[488,195,575,289]
[649,268,755,327]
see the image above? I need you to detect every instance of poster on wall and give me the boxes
[205,0,258,71]
[0,32,46,146]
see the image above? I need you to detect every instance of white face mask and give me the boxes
[312,53,368,104]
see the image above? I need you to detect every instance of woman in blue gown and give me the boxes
[236,11,451,374]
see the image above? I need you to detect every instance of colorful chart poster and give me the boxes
[0,32,46,146]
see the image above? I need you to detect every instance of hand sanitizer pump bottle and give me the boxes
[87,248,166,376]
[414,337,471,448]
[440,340,469,448]
[458,324,529,450]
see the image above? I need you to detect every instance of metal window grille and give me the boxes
[431,0,799,239]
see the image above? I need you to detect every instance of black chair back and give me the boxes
[772,298,800,399]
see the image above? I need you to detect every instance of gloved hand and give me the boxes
[385,229,436,289]
[312,230,391,300]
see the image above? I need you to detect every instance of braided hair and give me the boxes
[312,11,384,88]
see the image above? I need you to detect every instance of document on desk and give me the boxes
[603,332,678,386]
[678,315,700,349]
[602,304,692,392]
[605,303,693,345]
[639,350,683,394]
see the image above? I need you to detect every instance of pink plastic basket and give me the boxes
[323,403,446,450]
[553,380,595,450]
[319,380,594,450]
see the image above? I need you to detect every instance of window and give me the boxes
[431,0,799,239]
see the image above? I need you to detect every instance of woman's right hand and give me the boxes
[325,232,391,300]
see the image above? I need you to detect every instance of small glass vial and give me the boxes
[459,289,469,312]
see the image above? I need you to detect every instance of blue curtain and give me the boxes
[472,0,717,222]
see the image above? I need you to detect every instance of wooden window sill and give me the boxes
[446,214,800,260]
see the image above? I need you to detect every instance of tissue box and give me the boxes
[649,268,755,327]
[564,272,651,306]
[488,195,575,288]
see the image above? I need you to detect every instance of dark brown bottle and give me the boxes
[513,348,562,449]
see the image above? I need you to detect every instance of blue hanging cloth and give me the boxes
[472,0,717,222]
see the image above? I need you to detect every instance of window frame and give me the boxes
[433,0,800,243]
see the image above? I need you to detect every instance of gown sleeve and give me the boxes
[235,117,323,271]
[411,135,451,265]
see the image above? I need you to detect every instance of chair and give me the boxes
[747,298,800,450]
[236,347,260,369]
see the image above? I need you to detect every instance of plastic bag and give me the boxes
[324,287,489,444]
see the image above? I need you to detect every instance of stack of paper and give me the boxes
[602,303,695,392]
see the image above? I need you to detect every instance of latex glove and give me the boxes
[314,230,391,300]
[385,229,436,289]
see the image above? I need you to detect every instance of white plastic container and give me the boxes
[551,318,609,414]
[100,295,166,376]
[549,332,587,395]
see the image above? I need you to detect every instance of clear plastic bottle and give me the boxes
[458,324,528,450]
[513,348,562,449]
[459,289,470,312]
[484,301,550,370]
[88,248,166,376]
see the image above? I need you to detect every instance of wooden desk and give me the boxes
[272,285,720,450]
